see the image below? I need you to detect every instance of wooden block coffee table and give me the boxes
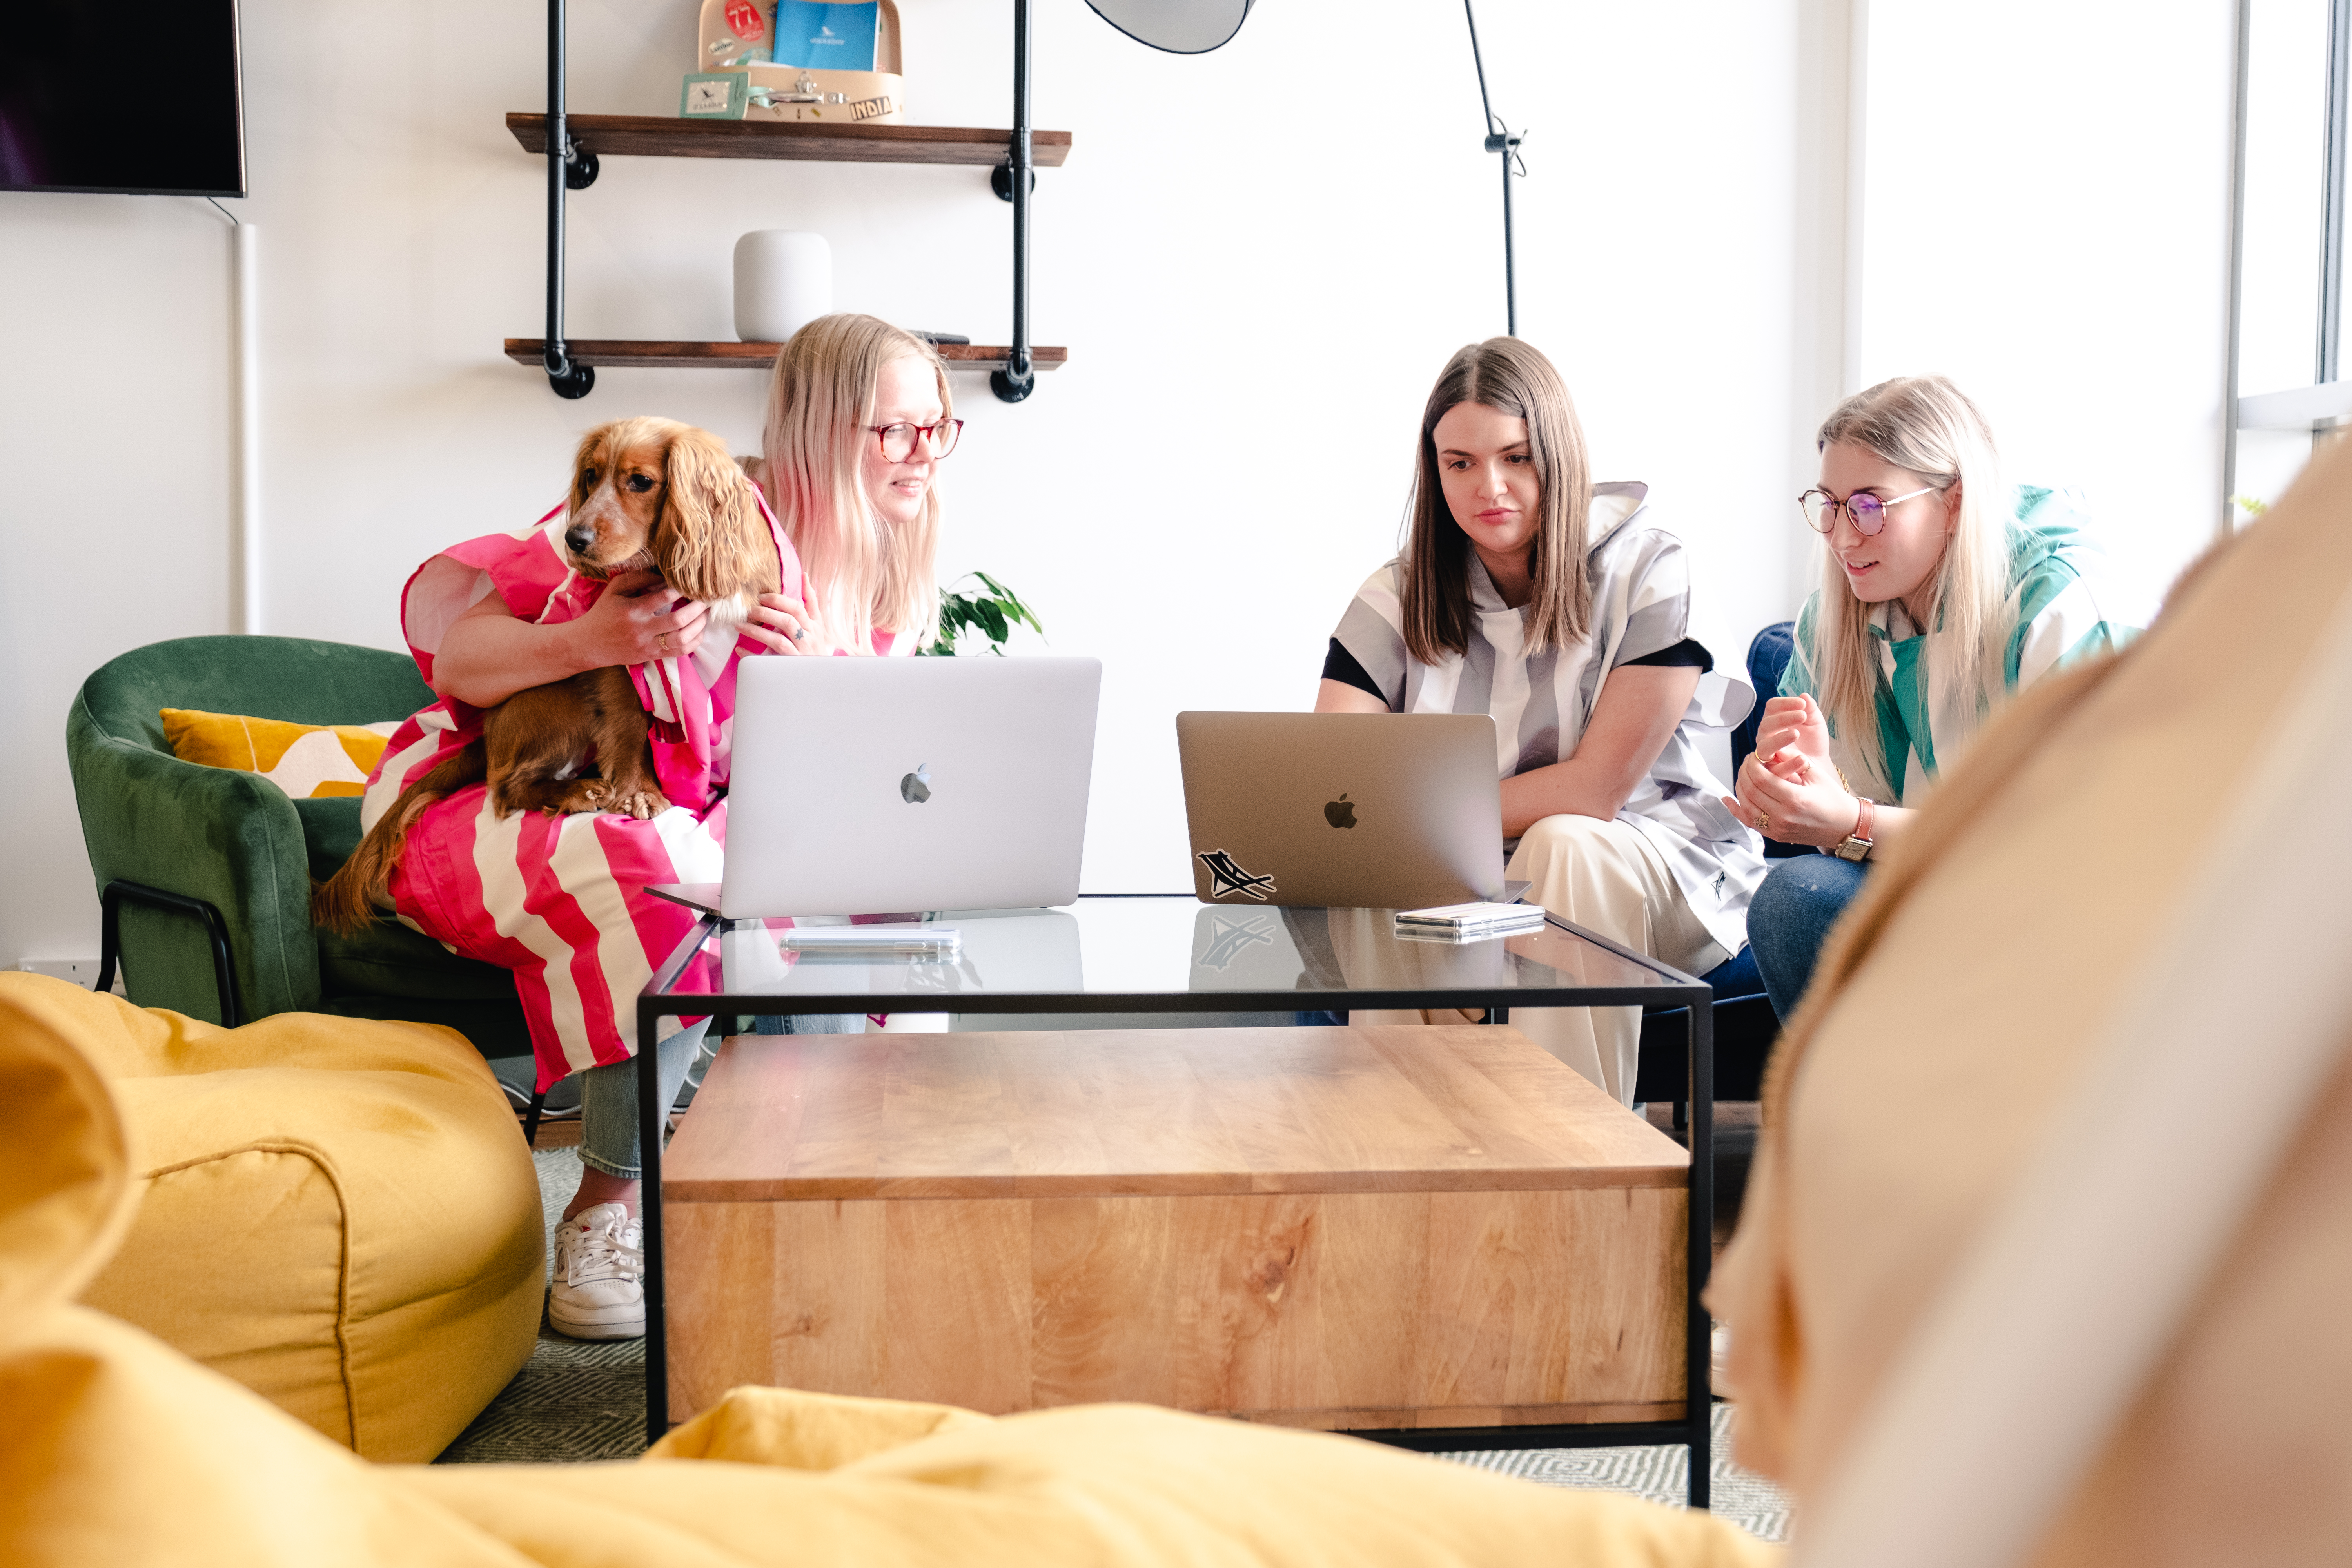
[662,1023,1690,1432]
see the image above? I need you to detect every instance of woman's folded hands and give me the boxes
[1723,693,1863,847]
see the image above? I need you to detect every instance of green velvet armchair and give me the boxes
[66,636,532,1063]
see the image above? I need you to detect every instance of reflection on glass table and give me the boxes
[1186,905,1670,995]
[717,911,1083,999]
[666,895,1687,1009]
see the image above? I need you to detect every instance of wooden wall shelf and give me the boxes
[520,3,1059,402]
[506,113,1072,168]
[504,339,1067,374]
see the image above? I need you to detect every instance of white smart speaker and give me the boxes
[732,230,833,344]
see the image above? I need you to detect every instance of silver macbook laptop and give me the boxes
[1174,712,1508,909]
[721,657,1102,920]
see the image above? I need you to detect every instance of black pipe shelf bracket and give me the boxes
[564,140,599,190]
[539,0,1044,404]
[543,0,594,398]
[991,0,1037,403]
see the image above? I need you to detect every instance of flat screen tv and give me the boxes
[0,1,245,196]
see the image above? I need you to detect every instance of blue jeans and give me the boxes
[1747,854,1871,1021]
[577,1013,861,1178]
[578,1020,710,1180]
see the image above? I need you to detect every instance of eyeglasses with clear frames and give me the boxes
[1797,483,1940,536]
[869,419,964,463]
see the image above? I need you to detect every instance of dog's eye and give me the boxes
[581,467,599,488]
[626,474,655,493]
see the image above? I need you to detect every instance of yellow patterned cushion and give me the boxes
[160,708,399,799]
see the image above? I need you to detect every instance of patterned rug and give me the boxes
[432,1150,650,1466]
[436,1152,1793,1544]
[1446,1405,1792,1543]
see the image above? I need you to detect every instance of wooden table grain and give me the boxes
[664,1025,1690,1431]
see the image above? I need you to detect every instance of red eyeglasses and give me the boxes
[868,419,964,462]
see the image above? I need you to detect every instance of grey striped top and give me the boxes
[1330,482,1767,955]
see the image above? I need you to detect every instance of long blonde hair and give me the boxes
[759,313,946,650]
[1812,375,2011,795]
[1400,337,1595,664]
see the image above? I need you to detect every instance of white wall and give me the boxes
[1853,0,2240,614]
[0,196,236,966]
[0,0,2241,965]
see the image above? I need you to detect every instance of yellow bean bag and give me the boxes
[0,972,543,1462]
[0,977,1777,1567]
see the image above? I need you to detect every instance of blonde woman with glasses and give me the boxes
[749,313,957,657]
[474,314,956,1343]
[1727,374,2135,1022]
[1320,337,1765,1105]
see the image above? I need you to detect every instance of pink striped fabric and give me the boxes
[359,495,876,1092]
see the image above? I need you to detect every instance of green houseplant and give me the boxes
[925,572,1045,656]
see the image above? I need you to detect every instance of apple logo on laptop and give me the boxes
[900,763,932,804]
[1324,793,1357,829]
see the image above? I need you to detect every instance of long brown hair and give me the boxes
[1399,338,1595,664]
[1811,375,2009,797]
[759,313,947,650]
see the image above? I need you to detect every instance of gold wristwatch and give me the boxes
[1833,796,1876,862]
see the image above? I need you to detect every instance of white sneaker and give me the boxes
[548,1202,644,1340]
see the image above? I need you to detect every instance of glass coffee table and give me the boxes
[635,893,1719,1506]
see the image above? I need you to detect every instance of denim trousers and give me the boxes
[577,1013,862,1178]
[1746,853,1872,1021]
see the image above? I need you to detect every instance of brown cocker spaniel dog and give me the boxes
[313,417,777,936]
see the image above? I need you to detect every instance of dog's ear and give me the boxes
[656,426,778,604]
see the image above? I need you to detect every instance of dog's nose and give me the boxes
[564,525,595,555]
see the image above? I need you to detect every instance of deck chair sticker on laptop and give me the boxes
[1197,849,1278,902]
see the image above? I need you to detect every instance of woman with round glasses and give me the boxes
[1727,374,2134,1022]
[1319,337,1765,1105]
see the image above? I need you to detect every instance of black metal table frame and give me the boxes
[633,906,1715,1507]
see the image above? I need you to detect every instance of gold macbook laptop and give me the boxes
[1173,712,1509,909]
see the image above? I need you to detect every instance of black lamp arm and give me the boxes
[1462,0,1526,338]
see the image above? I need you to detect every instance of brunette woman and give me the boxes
[1321,337,1763,1103]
